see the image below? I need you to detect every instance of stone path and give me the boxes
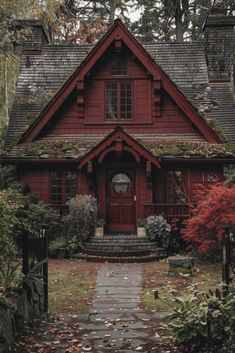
[77,263,167,352]
[10,263,174,353]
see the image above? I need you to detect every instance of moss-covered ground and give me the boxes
[141,259,223,312]
[48,259,101,315]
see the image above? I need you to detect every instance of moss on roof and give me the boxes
[140,140,235,158]
[8,138,235,160]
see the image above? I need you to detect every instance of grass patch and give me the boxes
[141,259,222,312]
[48,259,100,314]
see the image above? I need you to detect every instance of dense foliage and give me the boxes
[146,215,171,247]
[0,189,21,266]
[182,184,235,254]
[157,284,235,352]
[132,0,235,42]
[64,194,98,243]
[0,166,60,270]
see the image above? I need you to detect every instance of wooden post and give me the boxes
[42,229,48,313]
[222,227,230,296]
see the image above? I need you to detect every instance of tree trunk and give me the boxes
[4,57,8,123]
[175,2,184,42]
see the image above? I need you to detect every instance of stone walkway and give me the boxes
[10,263,173,353]
[76,263,168,352]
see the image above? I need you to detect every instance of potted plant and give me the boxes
[64,194,98,243]
[94,219,105,237]
[145,215,171,247]
[137,219,147,237]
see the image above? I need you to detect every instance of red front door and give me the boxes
[107,170,135,233]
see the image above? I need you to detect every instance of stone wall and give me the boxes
[0,280,45,353]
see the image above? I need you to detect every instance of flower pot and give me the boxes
[137,227,146,237]
[95,227,104,237]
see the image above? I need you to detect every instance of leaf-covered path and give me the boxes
[9,263,177,353]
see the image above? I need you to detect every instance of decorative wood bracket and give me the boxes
[146,161,152,187]
[87,161,93,174]
[77,81,84,106]
[115,137,123,154]
[76,80,85,122]
[153,80,161,118]
[146,161,152,177]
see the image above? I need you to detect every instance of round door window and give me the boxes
[112,173,131,194]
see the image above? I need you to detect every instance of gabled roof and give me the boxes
[16,20,220,144]
[78,127,161,169]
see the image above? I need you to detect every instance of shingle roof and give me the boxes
[5,40,235,150]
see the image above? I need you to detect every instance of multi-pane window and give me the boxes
[50,171,76,204]
[51,172,63,204]
[111,57,127,76]
[65,172,76,201]
[105,82,132,120]
[167,171,187,204]
[120,82,132,120]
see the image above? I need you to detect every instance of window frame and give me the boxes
[105,80,133,121]
[111,57,128,76]
[166,170,188,205]
[50,170,77,205]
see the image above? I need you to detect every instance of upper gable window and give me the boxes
[111,57,128,76]
[105,81,132,120]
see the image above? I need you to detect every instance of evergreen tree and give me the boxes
[132,0,235,42]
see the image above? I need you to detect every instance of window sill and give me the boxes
[84,121,153,126]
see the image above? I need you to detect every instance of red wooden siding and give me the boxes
[35,46,206,140]
[190,168,224,204]
[17,163,224,226]
[20,21,220,144]
[19,167,49,202]
[39,88,204,139]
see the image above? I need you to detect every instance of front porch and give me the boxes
[53,203,191,226]
[144,203,191,223]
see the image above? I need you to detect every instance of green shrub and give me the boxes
[64,194,98,243]
[220,334,235,353]
[49,236,67,252]
[0,259,22,291]
[0,189,21,266]
[146,215,171,247]
[157,284,235,352]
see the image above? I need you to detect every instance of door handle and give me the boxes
[134,195,136,201]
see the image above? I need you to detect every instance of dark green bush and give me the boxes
[146,215,171,247]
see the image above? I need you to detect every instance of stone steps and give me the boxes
[85,244,158,250]
[73,252,166,263]
[76,235,167,262]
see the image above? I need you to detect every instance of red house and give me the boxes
[3,14,235,237]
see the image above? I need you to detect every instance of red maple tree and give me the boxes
[182,184,235,253]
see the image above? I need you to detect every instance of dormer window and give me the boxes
[105,81,132,120]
